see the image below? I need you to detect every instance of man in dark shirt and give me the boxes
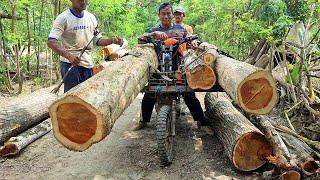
[134,2,209,130]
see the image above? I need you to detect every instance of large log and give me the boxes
[0,118,51,156]
[0,87,57,145]
[184,52,216,90]
[204,92,272,171]
[49,45,158,151]
[214,54,278,114]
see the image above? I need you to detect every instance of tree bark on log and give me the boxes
[214,54,278,114]
[198,42,219,65]
[0,118,51,156]
[0,87,57,145]
[92,61,114,75]
[49,45,158,151]
[184,52,216,90]
[204,92,272,171]
[280,132,319,176]
[250,115,319,176]
[249,115,292,169]
[254,54,270,69]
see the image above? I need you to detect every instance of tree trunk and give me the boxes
[49,45,158,151]
[184,52,216,90]
[0,17,13,92]
[214,53,278,114]
[254,54,270,69]
[204,92,272,171]
[0,87,57,145]
[26,8,31,72]
[0,119,51,156]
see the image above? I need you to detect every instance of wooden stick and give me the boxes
[274,124,320,158]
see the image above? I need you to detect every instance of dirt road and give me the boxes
[0,93,259,180]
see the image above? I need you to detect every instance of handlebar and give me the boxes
[139,35,198,47]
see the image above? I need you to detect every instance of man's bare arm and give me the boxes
[47,39,80,65]
[97,38,124,46]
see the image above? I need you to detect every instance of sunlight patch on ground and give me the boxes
[202,172,239,180]
[193,135,203,152]
[120,131,142,140]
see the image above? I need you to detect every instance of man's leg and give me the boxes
[133,93,156,130]
[183,92,210,125]
[78,65,93,82]
[60,62,81,93]
[141,93,156,122]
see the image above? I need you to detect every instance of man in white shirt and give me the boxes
[48,0,123,92]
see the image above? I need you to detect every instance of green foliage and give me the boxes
[0,0,319,91]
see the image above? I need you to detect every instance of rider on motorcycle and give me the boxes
[134,2,210,130]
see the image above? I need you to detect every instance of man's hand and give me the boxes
[68,55,81,65]
[152,31,168,40]
[113,38,124,46]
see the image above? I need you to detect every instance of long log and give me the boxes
[214,53,278,114]
[0,118,51,156]
[49,45,158,151]
[0,87,57,145]
[184,52,216,90]
[204,92,272,171]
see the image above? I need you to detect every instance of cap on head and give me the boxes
[174,7,185,15]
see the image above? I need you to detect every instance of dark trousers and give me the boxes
[141,92,206,122]
[60,62,93,93]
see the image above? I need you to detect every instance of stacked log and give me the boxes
[197,42,278,115]
[49,44,158,151]
[184,52,216,90]
[204,92,272,171]
[0,87,57,145]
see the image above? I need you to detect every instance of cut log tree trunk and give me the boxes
[184,52,216,90]
[254,54,270,69]
[214,51,278,114]
[204,92,272,171]
[0,87,57,145]
[49,45,158,151]
[0,118,51,156]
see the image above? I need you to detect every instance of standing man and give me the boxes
[173,7,193,35]
[135,2,209,130]
[48,0,123,92]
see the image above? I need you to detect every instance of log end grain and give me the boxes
[49,96,106,151]
[301,160,319,176]
[0,144,18,156]
[187,64,216,90]
[232,131,272,171]
[280,170,301,180]
[238,70,278,114]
